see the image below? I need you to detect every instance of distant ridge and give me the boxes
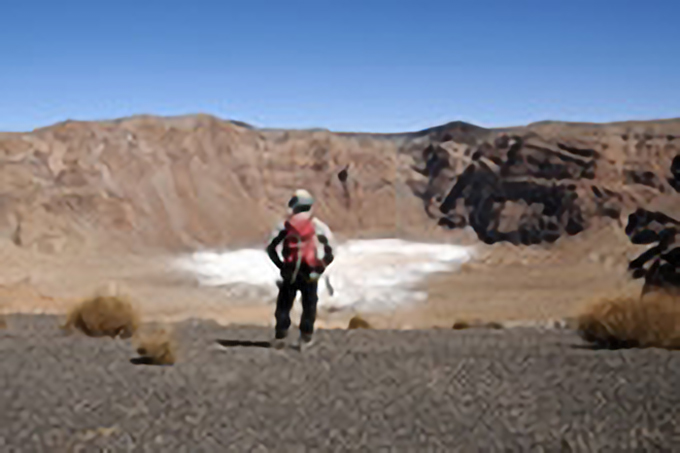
[7,113,680,136]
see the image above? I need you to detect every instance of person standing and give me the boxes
[266,189,334,350]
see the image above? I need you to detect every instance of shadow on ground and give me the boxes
[129,356,170,365]
[216,339,272,348]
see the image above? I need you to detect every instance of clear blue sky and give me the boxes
[1,0,679,133]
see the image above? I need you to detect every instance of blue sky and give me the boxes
[1,0,679,132]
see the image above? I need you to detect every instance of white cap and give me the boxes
[288,189,314,209]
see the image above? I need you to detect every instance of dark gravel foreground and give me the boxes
[1,315,679,452]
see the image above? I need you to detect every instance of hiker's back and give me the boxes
[283,212,322,269]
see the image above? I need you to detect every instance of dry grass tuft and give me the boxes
[452,320,472,330]
[0,315,6,329]
[133,327,176,365]
[575,290,680,349]
[62,295,139,338]
[348,315,372,329]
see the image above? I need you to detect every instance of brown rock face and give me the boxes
[1,115,679,253]
[404,119,680,246]
[0,115,401,253]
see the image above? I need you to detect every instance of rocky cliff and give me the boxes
[1,115,679,254]
[406,120,680,246]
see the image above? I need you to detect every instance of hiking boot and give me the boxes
[294,332,314,351]
[272,331,288,350]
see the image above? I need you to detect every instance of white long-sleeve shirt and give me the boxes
[266,212,335,270]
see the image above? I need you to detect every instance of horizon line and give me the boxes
[2,112,680,136]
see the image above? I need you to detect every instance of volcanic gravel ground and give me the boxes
[1,315,679,451]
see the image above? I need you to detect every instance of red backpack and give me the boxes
[283,213,322,270]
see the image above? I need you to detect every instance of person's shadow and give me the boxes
[130,357,160,365]
[216,339,272,348]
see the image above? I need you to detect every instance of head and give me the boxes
[288,189,314,214]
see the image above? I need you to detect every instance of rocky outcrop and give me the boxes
[668,155,680,193]
[434,136,596,245]
[626,208,680,292]
[405,120,680,246]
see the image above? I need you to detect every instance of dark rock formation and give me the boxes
[668,155,680,193]
[410,133,608,245]
[626,208,680,292]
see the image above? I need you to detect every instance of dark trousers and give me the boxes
[275,270,319,338]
